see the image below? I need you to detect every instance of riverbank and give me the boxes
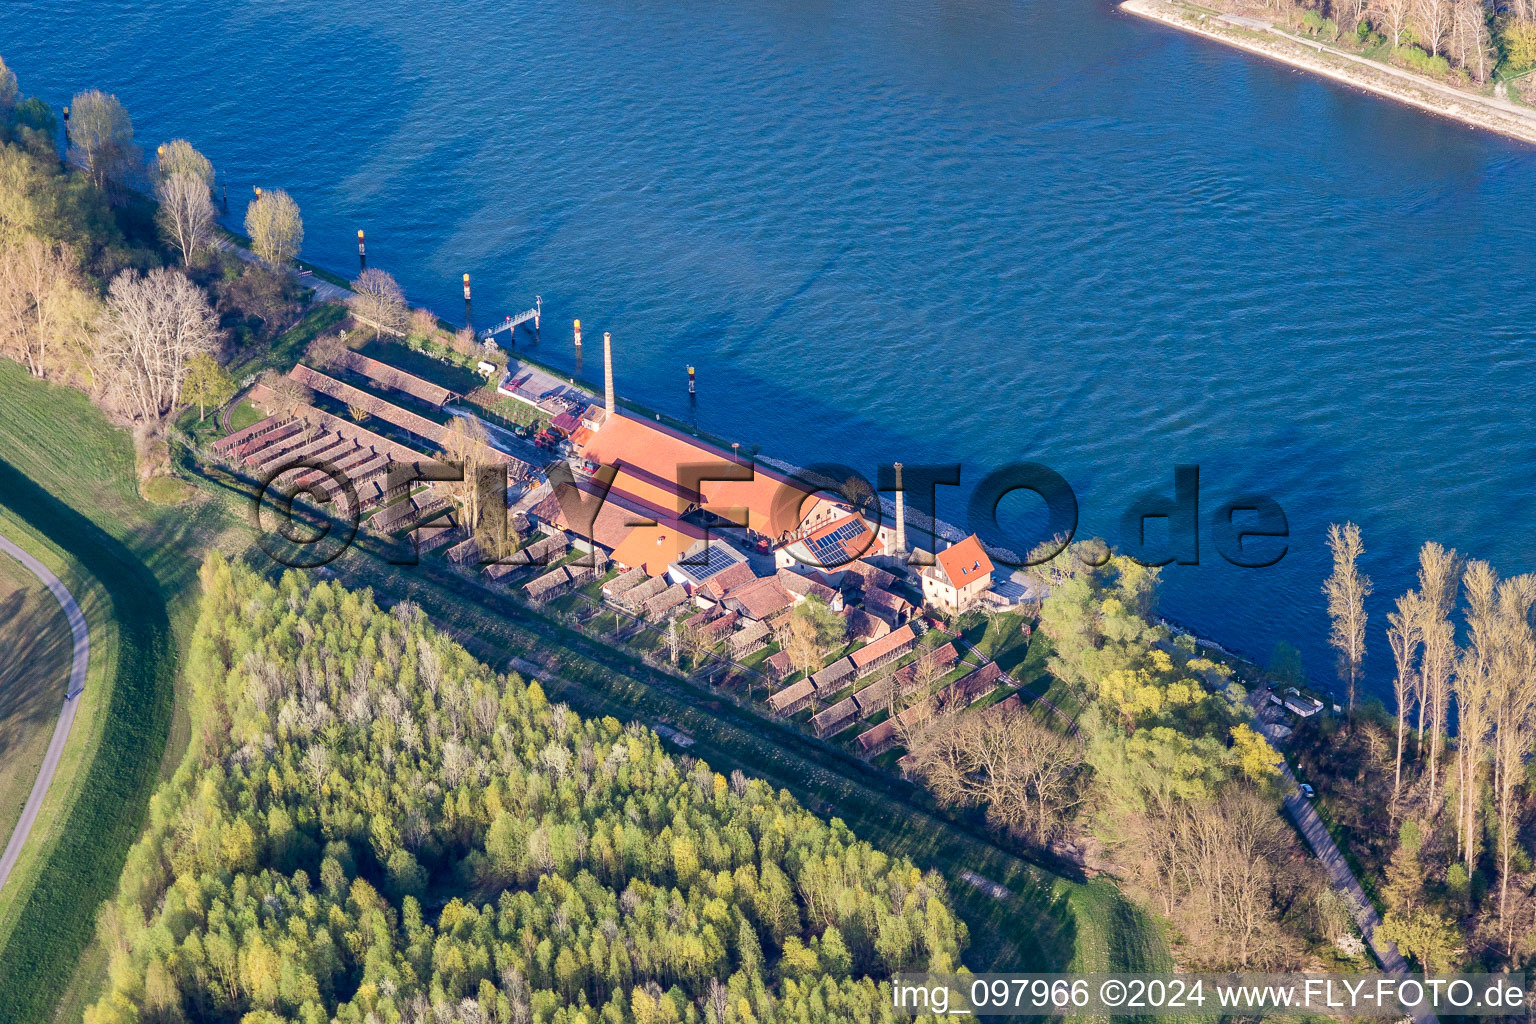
[1121,0,1536,147]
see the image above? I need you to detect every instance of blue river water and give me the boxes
[6,0,1536,698]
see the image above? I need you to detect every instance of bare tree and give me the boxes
[909,707,1083,841]
[778,612,823,679]
[66,89,135,190]
[155,171,215,266]
[96,267,220,421]
[244,188,303,269]
[443,416,504,554]
[1387,591,1423,807]
[258,368,312,418]
[350,268,410,339]
[1337,0,1372,31]
[0,236,95,381]
[1374,0,1413,45]
[1453,561,1499,869]
[1323,522,1371,713]
[1450,0,1493,80]
[1414,0,1452,55]
[1488,573,1536,952]
[1412,542,1460,804]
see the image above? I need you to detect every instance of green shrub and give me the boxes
[1399,44,1452,76]
[1300,11,1338,38]
[1499,19,1536,74]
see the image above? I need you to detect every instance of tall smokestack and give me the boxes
[603,331,615,418]
[893,461,906,557]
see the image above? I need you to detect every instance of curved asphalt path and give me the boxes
[0,534,90,894]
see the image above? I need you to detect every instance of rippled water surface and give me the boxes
[6,0,1535,695]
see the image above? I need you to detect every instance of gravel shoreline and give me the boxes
[1122,0,1536,147]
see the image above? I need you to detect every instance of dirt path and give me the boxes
[0,535,89,894]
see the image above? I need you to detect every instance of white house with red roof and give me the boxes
[920,534,995,616]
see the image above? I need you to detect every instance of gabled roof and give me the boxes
[849,624,917,669]
[841,608,890,642]
[765,650,794,678]
[811,657,855,694]
[935,534,995,588]
[776,568,837,604]
[603,566,650,598]
[544,477,682,550]
[335,350,453,406]
[840,560,896,592]
[723,576,796,621]
[730,619,771,651]
[697,610,740,637]
[937,661,1003,711]
[767,678,814,713]
[549,409,583,435]
[609,466,699,519]
[611,522,708,576]
[810,696,859,736]
[863,587,912,615]
[621,575,669,608]
[577,413,816,538]
[697,561,759,603]
[643,583,689,619]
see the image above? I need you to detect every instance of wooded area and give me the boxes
[84,556,968,1024]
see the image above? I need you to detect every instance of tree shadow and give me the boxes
[0,584,72,763]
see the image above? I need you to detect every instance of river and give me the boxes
[6,0,1536,697]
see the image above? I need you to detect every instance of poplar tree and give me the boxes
[1323,522,1371,713]
[1453,561,1499,869]
[244,188,303,269]
[1386,591,1422,806]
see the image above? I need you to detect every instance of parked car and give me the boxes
[1299,783,1315,799]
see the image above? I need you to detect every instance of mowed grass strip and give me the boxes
[0,362,205,1024]
[0,555,73,846]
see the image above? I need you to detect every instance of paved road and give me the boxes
[0,535,90,894]
[1277,754,1440,1024]
[215,236,353,304]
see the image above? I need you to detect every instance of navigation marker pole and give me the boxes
[574,318,582,348]
[358,229,366,272]
[463,273,472,332]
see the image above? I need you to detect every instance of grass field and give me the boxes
[0,360,238,1024]
[0,556,72,850]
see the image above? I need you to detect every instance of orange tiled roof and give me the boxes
[849,623,917,669]
[935,534,995,588]
[609,466,699,519]
[610,522,706,576]
[698,561,758,602]
[578,413,816,538]
[547,478,683,551]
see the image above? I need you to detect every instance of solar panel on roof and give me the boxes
[809,519,864,563]
[681,542,739,580]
